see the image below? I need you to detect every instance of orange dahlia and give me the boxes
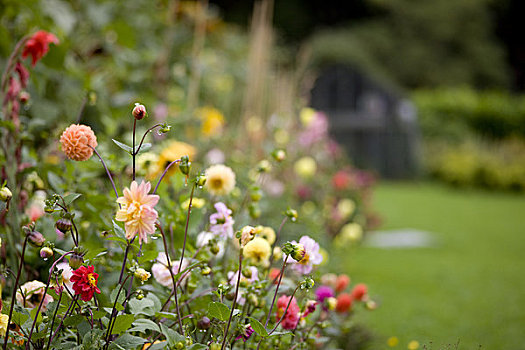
[59,124,98,161]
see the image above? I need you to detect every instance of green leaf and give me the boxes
[110,287,126,305]
[207,302,230,321]
[112,139,133,154]
[12,310,29,326]
[84,248,107,261]
[112,220,127,239]
[110,314,135,335]
[134,143,152,154]
[92,310,107,320]
[248,317,268,337]
[62,193,82,205]
[111,333,146,349]
[160,324,184,346]
[64,314,85,327]
[129,318,160,333]
[188,344,208,350]
[48,172,64,191]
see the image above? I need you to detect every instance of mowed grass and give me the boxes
[333,182,525,350]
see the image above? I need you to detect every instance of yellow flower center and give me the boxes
[298,253,310,265]
[87,273,97,287]
[210,178,223,189]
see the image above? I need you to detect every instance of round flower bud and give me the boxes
[365,300,377,310]
[250,187,262,202]
[132,103,147,120]
[195,174,207,187]
[136,290,145,300]
[175,341,184,349]
[134,268,151,284]
[40,247,54,260]
[209,343,221,350]
[200,266,212,276]
[69,253,84,269]
[197,316,211,330]
[285,208,298,222]
[256,160,272,173]
[210,244,220,255]
[248,203,261,219]
[326,297,337,311]
[0,186,12,202]
[271,149,286,162]
[28,231,45,247]
[247,293,259,306]
[291,243,306,262]
[55,218,72,234]
[20,91,30,104]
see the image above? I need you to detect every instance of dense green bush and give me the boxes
[414,88,525,141]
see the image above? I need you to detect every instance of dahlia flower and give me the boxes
[196,231,225,258]
[335,293,353,313]
[288,236,323,275]
[16,280,54,310]
[209,202,234,238]
[22,30,59,66]
[0,314,8,337]
[351,283,368,301]
[276,295,300,330]
[70,265,101,301]
[315,285,335,303]
[59,124,98,161]
[243,237,271,265]
[151,253,189,288]
[204,164,236,196]
[155,140,197,179]
[115,180,159,244]
[55,261,73,292]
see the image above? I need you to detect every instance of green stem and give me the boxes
[221,252,243,350]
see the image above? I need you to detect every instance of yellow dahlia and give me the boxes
[204,164,236,196]
[155,140,197,179]
[197,106,225,137]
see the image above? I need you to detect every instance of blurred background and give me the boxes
[2,0,525,348]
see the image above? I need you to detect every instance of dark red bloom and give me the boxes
[15,62,29,88]
[70,265,101,301]
[335,293,353,313]
[351,283,368,301]
[22,30,59,66]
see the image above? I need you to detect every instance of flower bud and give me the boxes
[159,122,171,134]
[256,160,272,173]
[290,243,306,262]
[239,226,256,247]
[19,91,30,104]
[0,186,12,202]
[134,268,151,284]
[197,316,211,330]
[136,290,145,300]
[187,281,197,293]
[195,174,207,187]
[365,300,377,310]
[210,244,220,255]
[326,297,337,310]
[271,149,286,162]
[250,186,262,202]
[175,341,184,349]
[247,293,258,306]
[285,208,298,222]
[28,231,45,247]
[132,103,147,120]
[248,203,260,219]
[209,343,221,350]
[201,266,212,276]
[179,155,191,175]
[55,218,72,234]
[40,246,54,260]
[69,253,84,269]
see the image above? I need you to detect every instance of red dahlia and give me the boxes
[70,265,101,301]
[22,30,59,66]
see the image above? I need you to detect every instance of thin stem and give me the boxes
[45,291,63,350]
[178,183,195,274]
[265,255,289,327]
[268,217,288,270]
[0,35,29,92]
[90,146,119,200]
[268,286,299,334]
[47,295,79,348]
[26,251,74,349]
[157,222,184,335]
[104,274,131,349]
[221,253,243,350]
[133,123,163,156]
[153,159,181,194]
[3,235,28,350]
[118,240,132,284]
[132,118,136,181]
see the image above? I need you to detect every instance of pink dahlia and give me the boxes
[60,124,98,161]
[288,235,323,275]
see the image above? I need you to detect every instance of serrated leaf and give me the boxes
[129,318,160,333]
[110,314,135,335]
[112,139,133,153]
[248,317,268,337]
[207,302,230,321]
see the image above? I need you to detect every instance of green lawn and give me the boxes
[335,182,525,349]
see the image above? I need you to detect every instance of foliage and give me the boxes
[306,0,508,89]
